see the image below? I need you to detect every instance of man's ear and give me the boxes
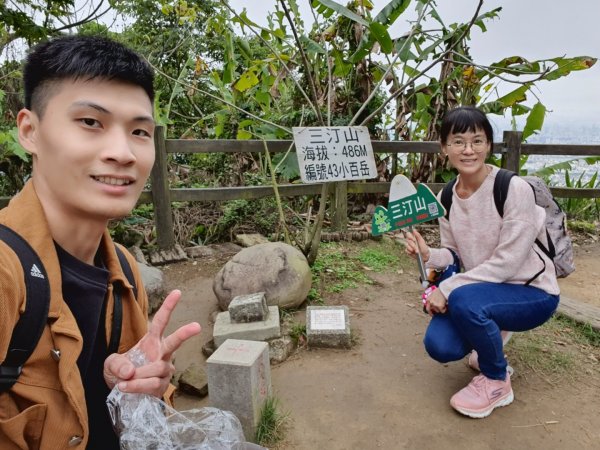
[16,108,39,156]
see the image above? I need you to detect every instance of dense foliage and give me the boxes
[1,0,598,246]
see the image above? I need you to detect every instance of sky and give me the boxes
[230,0,600,127]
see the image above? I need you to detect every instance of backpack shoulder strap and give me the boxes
[109,245,139,355]
[441,178,458,219]
[493,168,517,217]
[0,225,50,393]
[114,245,138,300]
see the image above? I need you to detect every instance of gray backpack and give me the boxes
[441,168,575,278]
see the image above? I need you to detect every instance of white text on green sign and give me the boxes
[371,184,445,236]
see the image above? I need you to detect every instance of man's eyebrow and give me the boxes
[70,101,155,124]
[133,115,155,125]
[70,101,110,114]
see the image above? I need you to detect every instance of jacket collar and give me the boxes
[0,180,132,317]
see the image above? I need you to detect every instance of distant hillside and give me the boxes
[490,116,600,145]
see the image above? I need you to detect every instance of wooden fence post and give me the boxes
[502,130,522,173]
[331,180,348,231]
[151,126,176,250]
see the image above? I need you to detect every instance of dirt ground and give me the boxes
[161,238,600,450]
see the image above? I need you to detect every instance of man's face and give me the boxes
[18,78,155,222]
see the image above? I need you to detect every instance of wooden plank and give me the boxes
[151,126,176,249]
[166,139,293,154]
[557,296,600,332]
[522,144,600,156]
[165,138,515,155]
[170,184,324,202]
[550,187,600,198]
[136,182,448,204]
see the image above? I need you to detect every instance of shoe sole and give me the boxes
[451,390,514,419]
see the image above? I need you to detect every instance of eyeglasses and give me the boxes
[446,138,488,153]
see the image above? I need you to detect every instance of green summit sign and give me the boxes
[371,183,445,236]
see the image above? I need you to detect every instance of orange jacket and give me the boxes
[0,181,149,449]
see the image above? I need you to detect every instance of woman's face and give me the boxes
[442,128,490,177]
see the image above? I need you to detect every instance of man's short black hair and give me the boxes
[24,35,154,115]
[440,106,494,152]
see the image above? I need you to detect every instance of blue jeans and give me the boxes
[423,282,559,380]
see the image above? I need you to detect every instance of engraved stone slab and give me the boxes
[306,305,351,348]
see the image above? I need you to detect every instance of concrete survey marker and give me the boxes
[228,292,269,323]
[213,306,281,347]
[306,305,351,348]
[207,339,272,441]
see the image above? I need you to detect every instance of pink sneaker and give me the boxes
[468,331,513,372]
[450,373,514,418]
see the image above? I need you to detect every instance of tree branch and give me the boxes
[148,59,292,135]
[359,0,486,126]
[279,0,324,125]
[219,0,321,122]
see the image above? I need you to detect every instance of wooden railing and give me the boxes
[2,127,600,249]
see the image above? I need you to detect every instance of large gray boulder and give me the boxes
[213,242,311,310]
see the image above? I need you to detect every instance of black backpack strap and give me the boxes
[441,178,458,219]
[114,245,138,300]
[492,169,516,217]
[109,246,138,355]
[0,225,50,393]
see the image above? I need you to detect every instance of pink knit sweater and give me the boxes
[427,165,560,299]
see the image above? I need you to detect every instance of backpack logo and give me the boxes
[30,264,45,279]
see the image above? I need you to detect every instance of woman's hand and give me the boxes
[103,290,201,398]
[424,288,447,316]
[403,229,430,263]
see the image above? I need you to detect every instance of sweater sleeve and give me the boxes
[438,177,546,298]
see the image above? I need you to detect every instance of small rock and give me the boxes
[186,245,216,259]
[138,263,167,314]
[148,244,187,265]
[228,292,269,323]
[268,335,295,365]
[202,339,216,358]
[128,246,148,265]
[178,363,209,397]
[235,233,270,247]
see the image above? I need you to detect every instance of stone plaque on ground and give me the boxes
[306,305,351,348]
[213,306,281,347]
[206,339,272,441]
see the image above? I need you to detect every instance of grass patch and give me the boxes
[288,322,307,345]
[255,396,289,447]
[357,247,400,272]
[554,315,600,347]
[506,315,600,382]
[308,243,373,301]
[568,220,598,234]
[307,239,414,302]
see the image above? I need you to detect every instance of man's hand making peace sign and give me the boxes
[103,290,201,398]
